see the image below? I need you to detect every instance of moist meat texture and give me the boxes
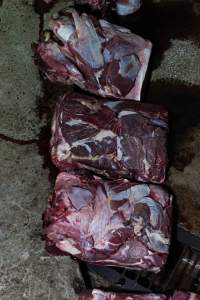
[51,92,168,183]
[35,10,152,100]
[76,289,200,300]
[43,173,172,272]
[42,0,142,16]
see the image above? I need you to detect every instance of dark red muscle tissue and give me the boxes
[43,173,172,272]
[76,289,200,300]
[35,10,151,100]
[51,93,168,183]
[42,0,142,16]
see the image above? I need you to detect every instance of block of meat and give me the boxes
[76,289,200,300]
[41,0,142,15]
[172,291,200,300]
[51,92,168,183]
[77,290,167,300]
[76,0,107,10]
[35,10,152,100]
[43,173,172,272]
[115,0,141,16]
[77,0,142,15]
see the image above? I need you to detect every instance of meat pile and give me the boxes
[77,289,200,300]
[44,173,172,272]
[42,0,142,16]
[51,92,168,183]
[42,87,172,272]
[34,0,198,298]
[38,1,172,273]
[36,10,152,100]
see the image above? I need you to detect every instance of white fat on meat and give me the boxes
[57,239,81,255]
[92,290,106,300]
[57,24,75,42]
[130,184,150,202]
[143,155,151,176]
[117,136,123,161]
[71,129,116,155]
[51,112,57,134]
[72,141,92,155]
[65,119,88,126]
[118,110,137,118]
[56,142,71,161]
[104,101,122,109]
[145,228,169,254]
[89,186,123,249]
[94,130,116,142]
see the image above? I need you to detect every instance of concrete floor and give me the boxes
[0,0,200,299]
[0,1,84,299]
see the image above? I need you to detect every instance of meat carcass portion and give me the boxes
[115,0,141,16]
[43,173,172,272]
[77,289,200,300]
[41,0,142,15]
[77,290,167,300]
[76,0,107,10]
[51,93,168,183]
[35,10,152,100]
[172,291,200,300]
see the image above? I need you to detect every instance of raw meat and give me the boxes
[43,173,172,272]
[76,289,200,300]
[115,0,141,16]
[76,0,107,10]
[172,291,200,300]
[51,92,168,183]
[41,0,142,15]
[77,289,167,300]
[35,10,152,100]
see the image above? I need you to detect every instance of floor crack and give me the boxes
[0,133,38,145]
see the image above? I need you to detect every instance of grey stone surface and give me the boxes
[151,39,200,86]
[0,140,84,300]
[167,125,200,236]
[0,1,84,299]
[0,0,44,140]
[43,0,74,30]
[141,0,200,237]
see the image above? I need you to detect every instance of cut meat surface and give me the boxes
[41,0,142,16]
[77,290,167,300]
[172,291,200,300]
[35,10,152,100]
[51,92,168,183]
[76,289,200,300]
[76,0,107,10]
[115,0,141,16]
[43,173,172,272]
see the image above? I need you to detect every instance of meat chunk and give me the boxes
[43,173,172,272]
[51,92,168,183]
[77,0,142,15]
[76,0,107,10]
[77,289,167,300]
[76,289,200,300]
[172,291,200,300]
[41,0,142,15]
[115,0,141,16]
[35,10,152,100]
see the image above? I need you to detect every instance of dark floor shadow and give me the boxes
[146,80,200,171]
[108,1,200,72]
